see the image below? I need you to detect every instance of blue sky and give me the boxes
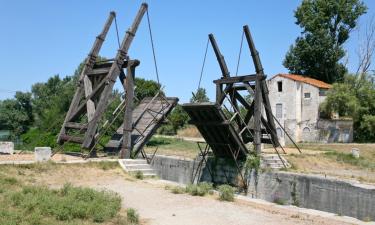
[0,0,374,103]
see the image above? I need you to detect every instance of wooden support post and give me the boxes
[82,3,148,149]
[243,25,280,147]
[119,60,139,158]
[57,12,115,144]
[253,76,262,155]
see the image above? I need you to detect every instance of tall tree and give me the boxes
[0,92,33,137]
[284,0,367,83]
[190,88,209,103]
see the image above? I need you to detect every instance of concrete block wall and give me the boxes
[150,154,375,221]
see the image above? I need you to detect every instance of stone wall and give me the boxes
[317,119,353,143]
[150,154,375,221]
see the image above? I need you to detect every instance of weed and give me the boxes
[134,171,144,180]
[126,208,139,224]
[171,186,185,194]
[185,182,213,196]
[218,184,235,201]
[8,183,121,222]
[95,161,118,170]
[273,197,286,205]
[363,216,372,222]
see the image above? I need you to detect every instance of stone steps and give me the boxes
[261,154,290,170]
[118,159,157,177]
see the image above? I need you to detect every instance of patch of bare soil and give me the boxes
[0,152,83,162]
[5,164,361,225]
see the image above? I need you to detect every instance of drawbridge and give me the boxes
[183,26,300,168]
[56,3,178,159]
[104,96,178,156]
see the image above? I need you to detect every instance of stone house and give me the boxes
[267,74,353,146]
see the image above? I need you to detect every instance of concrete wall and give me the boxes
[317,119,353,143]
[0,142,14,154]
[150,155,375,221]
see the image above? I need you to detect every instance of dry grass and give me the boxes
[177,126,202,138]
[285,143,375,184]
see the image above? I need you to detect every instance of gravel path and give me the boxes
[32,165,365,225]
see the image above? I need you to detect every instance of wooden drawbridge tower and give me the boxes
[57,3,178,159]
[183,25,287,162]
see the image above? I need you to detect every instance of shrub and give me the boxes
[126,208,139,224]
[185,182,213,196]
[8,183,121,222]
[134,171,144,180]
[171,186,185,194]
[218,184,235,201]
[273,197,286,205]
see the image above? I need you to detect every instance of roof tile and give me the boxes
[274,74,332,89]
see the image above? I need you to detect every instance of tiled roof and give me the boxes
[273,74,332,89]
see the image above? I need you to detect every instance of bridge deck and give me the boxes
[182,102,249,159]
[105,97,178,156]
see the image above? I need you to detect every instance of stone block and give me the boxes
[351,148,360,158]
[0,142,14,154]
[34,147,51,162]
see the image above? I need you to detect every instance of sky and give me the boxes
[0,0,375,103]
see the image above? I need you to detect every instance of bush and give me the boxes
[185,182,213,196]
[134,171,144,180]
[218,184,235,201]
[9,183,121,222]
[171,186,185,194]
[126,208,139,224]
[273,197,286,205]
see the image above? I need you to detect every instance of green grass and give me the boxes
[145,136,199,158]
[0,173,126,225]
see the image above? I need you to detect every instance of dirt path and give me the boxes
[30,166,365,225]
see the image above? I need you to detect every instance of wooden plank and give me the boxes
[213,74,261,84]
[65,122,87,130]
[59,134,84,144]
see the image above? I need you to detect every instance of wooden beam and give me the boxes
[119,60,137,159]
[57,12,115,144]
[213,74,263,84]
[209,33,230,77]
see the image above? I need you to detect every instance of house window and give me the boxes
[276,103,282,118]
[277,81,283,92]
[304,92,311,98]
[319,89,326,96]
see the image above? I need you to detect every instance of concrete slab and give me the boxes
[0,142,14,154]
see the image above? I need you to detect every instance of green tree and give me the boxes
[321,74,375,141]
[190,88,209,103]
[168,104,190,132]
[0,92,33,137]
[134,78,162,101]
[284,0,367,83]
